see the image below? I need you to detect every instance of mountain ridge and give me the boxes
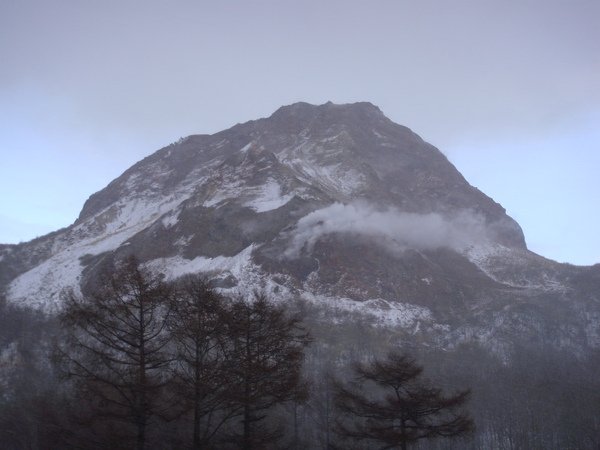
[1,102,598,356]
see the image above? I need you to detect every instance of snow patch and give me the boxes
[214,139,228,148]
[463,244,569,292]
[372,130,386,139]
[300,292,432,328]
[8,194,188,310]
[161,210,179,228]
[243,179,294,213]
[320,131,345,143]
[8,252,83,311]
[283,158,363,196]
[145,245,256,281]
[203,178,244,208]
[239,142,253,153]
[125,173,142,190]
[276,138,365,195]
[174,235,192,248]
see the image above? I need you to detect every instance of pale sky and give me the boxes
[1,0,599,265]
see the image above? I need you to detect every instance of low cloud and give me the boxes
[285,202,491,258]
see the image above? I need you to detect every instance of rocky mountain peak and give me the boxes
[262,101,390,138]
[2,101,599,360]
[3,102,539,313]
[73,102,525,249]
[270,100,384,122]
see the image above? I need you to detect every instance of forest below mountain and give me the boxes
[1,256,599,450]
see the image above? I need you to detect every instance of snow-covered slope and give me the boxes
[1,101,598,354]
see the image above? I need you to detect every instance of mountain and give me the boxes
[1,101,599,355]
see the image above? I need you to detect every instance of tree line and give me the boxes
[2,265,599,450]
[1,256,472,449]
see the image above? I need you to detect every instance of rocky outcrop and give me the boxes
[1,102,596,355]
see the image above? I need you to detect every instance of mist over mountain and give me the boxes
[1,102,598,353]
[1,101,600,448]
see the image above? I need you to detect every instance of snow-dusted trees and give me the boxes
[56,256,174,450]
[334,352,473,450]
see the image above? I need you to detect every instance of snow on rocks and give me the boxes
[275,138,365,196]
[7,194,188,311]
[161,210,180,228]
[203,177,244,208]
[8,251,83,312]
[243,179,294,212]
[463,244,569,292]
[299,291,433,329]
[145,245,257,282]
[145,245,434,331]
[239,142,254,153]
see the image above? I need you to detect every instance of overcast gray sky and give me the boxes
[1,0,599,264]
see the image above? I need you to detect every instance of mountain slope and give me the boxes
[1,102,598,355]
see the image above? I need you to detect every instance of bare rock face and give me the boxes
[1,102,598,355]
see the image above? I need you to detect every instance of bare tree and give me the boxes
[225,292,310,450]
[334,352,473,450]
[56,256,173,450]
[168,274,236,449]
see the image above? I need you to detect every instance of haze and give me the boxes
[0,0,598,265]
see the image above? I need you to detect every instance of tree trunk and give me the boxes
[400,418,407,450]
[193,343,201,450]
[138,300,147,450]
[243,403,251,450]
[242,319,252,450]
[137,418,146,450]
[293,401,298,450]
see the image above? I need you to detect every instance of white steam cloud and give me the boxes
[285,202,491,258]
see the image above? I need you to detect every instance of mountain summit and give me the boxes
[1,102,598,353]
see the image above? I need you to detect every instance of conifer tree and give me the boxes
[334,352,473,450]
